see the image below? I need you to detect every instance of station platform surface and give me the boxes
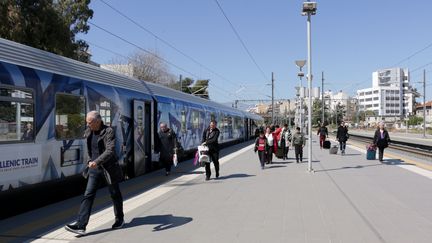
[1,139,432,243]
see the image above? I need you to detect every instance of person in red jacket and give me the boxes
[264,125,283,164]
[254,130,269,169]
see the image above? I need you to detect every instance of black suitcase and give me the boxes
[275,146,284,159]
[323,140,331,149]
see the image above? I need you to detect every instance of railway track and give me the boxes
[346,133,432,158]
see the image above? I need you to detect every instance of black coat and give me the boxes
[373,129,391,148]
[156,128,178,161]
[202,127,220,153]
[336,126,349,142]
[84,124,123,184]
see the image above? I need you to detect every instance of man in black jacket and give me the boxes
[65,111,124,235]
[202,120,220,180]
[156,122,178,176]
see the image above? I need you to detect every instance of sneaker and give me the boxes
[216,172,219,179]
[112,219,124,229]
[65,223,86,235]
[261,165,265,170]
[165,171,170,176]
[205,176,210,181]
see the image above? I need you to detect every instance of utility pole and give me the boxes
[179,74,183,92]
[423,69,426,138]
[321,71,324,124]
[272,72,275,124]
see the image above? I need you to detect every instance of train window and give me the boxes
[55,93,85,140]
[99,100,111,126]
[0,86,34,142]
[192,110,199,129]
[181,110,186,132]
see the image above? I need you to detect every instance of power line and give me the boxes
[98,0,252,92]
[391,41,432,67]
[88,21,200,79]
[213,0,268,81]
[87,39,240,99]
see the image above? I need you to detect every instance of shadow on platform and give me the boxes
[82,214,193,237]
[216,173,255,180]
[265,165,287,169]
[315,163,383,172]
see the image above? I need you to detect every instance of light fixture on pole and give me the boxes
[302,1,316,173]
[295,60,306,132]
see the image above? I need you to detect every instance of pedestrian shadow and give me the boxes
[340,153,362,156]
[81,214,193,237]
[216,173,255,180]
[382,159,412,165]
[265,165,287,169]
[314,163,382,172]
[270,161,293,164]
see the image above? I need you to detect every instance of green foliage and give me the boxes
[407,116,423,126]
[0,0,93,62]
[169,77,210,99]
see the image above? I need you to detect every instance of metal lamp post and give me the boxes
[295,60,306,132]
[302,1,317,173]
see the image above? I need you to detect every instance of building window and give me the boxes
[373,97,379,100]
[0,86,34,142]
[55,93,85,140]
[373,90,379,94]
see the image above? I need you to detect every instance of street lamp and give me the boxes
[295,60,306,132]
[302,1,316,173]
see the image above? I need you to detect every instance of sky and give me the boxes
[79,0,432,105]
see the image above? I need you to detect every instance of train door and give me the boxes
[244,118,249,141]
[133,100,152,176]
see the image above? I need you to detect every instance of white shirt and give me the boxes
[265,133,273,146]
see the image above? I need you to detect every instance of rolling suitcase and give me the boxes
[275,146,284,159]
[366,149,376,160]
[323,140,331,149]
[329,145,338,154]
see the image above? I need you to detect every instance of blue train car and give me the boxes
[0,38,262,192]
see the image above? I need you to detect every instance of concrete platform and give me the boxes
[2,139,432,243]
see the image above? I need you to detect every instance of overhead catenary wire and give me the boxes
[213,0,268,82]
[89,40,242,99]
[98,0,248,92]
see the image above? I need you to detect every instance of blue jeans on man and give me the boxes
[77,168,123,228]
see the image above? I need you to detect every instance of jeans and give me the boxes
[378,146,385,161]
[294,145,303,162]
[77,169,124,227]
[205,151,219,178]
[339,141,346,151]
[283,146,289,159]
[257,151,266,167]
[265,146,273,163]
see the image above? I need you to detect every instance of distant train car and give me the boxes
[0,38,262,193]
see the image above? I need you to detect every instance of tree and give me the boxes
[128,51,176,84]
[0,0,93,62]
[407,115,423,126]
[169,78,210,99]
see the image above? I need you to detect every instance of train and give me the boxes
[0,37,263,193]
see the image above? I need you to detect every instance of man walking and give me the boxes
[65,111,124,235]
[156,122,178,176]
[292,127,305,163]
[202,120,220,180]
[336,121,349,155]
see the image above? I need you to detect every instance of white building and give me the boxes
[357,68,418,118]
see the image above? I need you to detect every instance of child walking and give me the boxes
[254,130,269,169]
